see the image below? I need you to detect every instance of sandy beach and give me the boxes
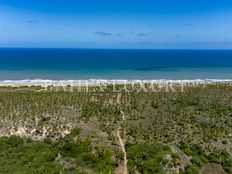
[1,79,232,87]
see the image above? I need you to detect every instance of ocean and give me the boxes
[0,48,232,81]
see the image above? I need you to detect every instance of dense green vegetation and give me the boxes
[0,128,115,174]
[126,142,175,174]
[0,83,231,173]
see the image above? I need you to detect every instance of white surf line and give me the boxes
[116,110,128,174]
[1,79,232,86]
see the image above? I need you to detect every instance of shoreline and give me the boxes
[0,79,232,87]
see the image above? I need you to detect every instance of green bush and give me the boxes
[0,132,116,174]
[126,142,172,174]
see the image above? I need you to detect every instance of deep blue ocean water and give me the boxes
[0,48,232,80]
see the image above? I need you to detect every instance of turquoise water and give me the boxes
[0,48,232,80]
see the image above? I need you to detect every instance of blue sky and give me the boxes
[0,0,232,49]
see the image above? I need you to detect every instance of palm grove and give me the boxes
[0,83,231,174]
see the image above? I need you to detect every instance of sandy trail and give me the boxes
[116,110,128,174]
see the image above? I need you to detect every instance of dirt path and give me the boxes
[116,110,128,174]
